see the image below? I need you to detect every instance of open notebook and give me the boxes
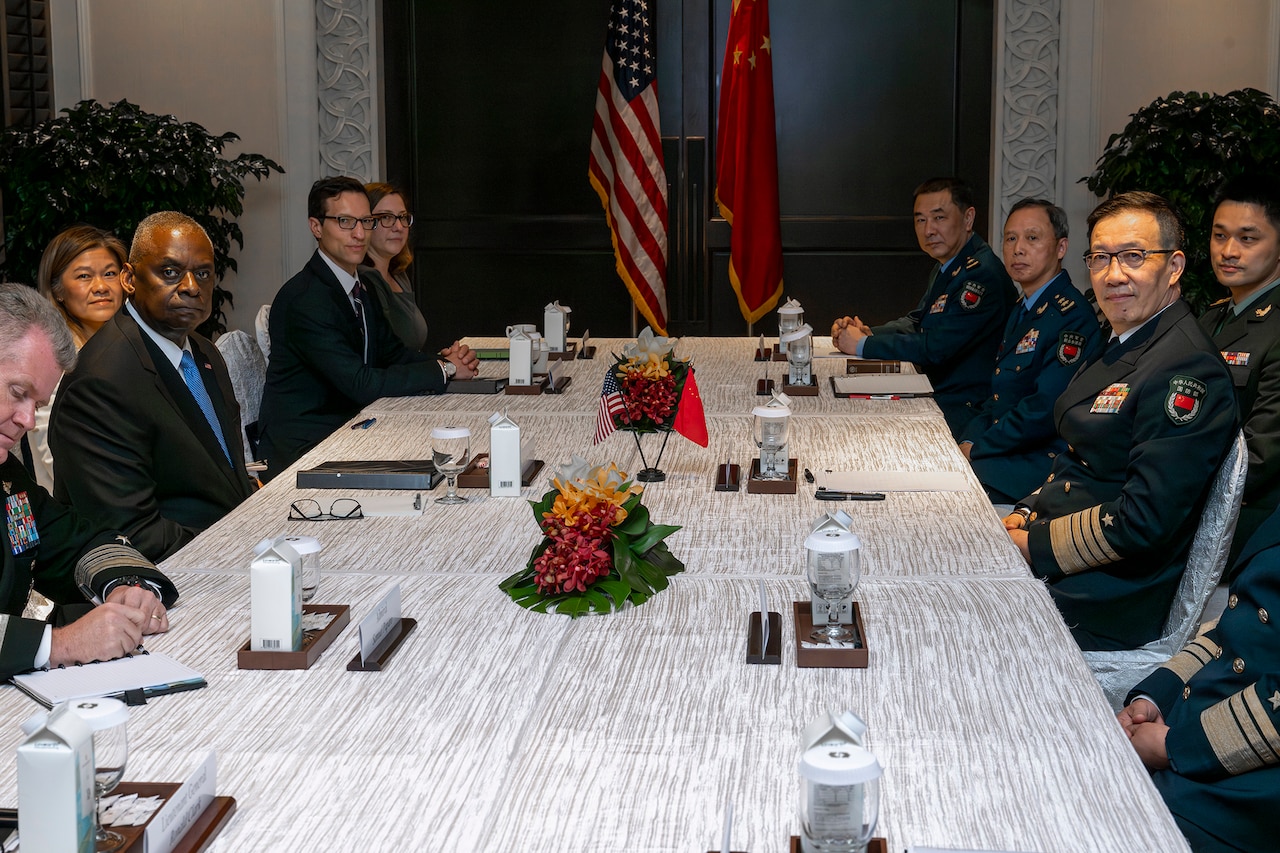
[12,649,206,707]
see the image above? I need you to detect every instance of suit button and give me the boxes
[1067,445,1074,453]
[995,368,1001,375]
[1182,686,1191,700]
[1260,608,1269,624]
[1229,594,1239,609]
[1064,481,1071,493]
[1015,365,1021,371]
[1047,474,1055,482]
[1048,452,1056,459]
[1233,657,1245,673]
[993,393,1000,401]
[1214,647,1222,660]
[993,418,1000,424]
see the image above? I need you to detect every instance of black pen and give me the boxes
[815,490,886,501]
[351,417,377,430]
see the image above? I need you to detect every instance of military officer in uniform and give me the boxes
[1118,504,1280,852]
[1003,192,1238,650]
[959,198,1101,504]
[0,283,177,678]
[832,177,1017,438]
[1198,173,1280,575]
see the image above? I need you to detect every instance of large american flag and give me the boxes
[588,0,670,335]
[594,370,627,445]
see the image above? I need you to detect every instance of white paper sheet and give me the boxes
[817,470,969,492]
[830,374,935,397]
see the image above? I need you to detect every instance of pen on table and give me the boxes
[351,417,377,430]
[815,489,886,501]
[847,394,900,400]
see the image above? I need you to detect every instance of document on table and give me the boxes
[12,650,206,707]
[817,470,970,492]
[830,373,935,397]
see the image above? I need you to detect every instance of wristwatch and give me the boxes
[438,359,457,381]
[101,575,162,601]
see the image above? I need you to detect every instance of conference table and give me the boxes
[0,338,1190,851]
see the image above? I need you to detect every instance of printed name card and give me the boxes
[359,585,403,666]
[144,750,216,853]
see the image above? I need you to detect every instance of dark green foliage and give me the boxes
[0,99,284,335]
[1083,88,1280,314]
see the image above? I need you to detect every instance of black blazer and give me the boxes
[257,250,446,478]
[50,309,254,561]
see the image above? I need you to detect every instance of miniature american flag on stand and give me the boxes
[594,370,627,445]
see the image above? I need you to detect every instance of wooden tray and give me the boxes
[747,458,798,494]
[237,604,350,670]
[456,454,544,489]
[794,600,869,668]
[782,382,819,396]
[790,837,886,853]
[547,340,578,360]
[113,782,236,853]
[505,375,549,395]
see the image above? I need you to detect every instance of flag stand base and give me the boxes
[630,430,672,482]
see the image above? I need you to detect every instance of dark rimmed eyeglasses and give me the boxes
[289,498,364,521]
[373,213,414,228]
[1081,248,1176,272]
[319,215,379,231]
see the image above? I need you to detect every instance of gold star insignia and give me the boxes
[1270,690,1280,712]
[761,35,771,54]
[1102,513,1115,527]
[748,51,757,70]
[733,49,742,66]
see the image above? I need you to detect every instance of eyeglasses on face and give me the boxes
[289,498,364,521]
[320,215,379,231]
[373,213,413,228]
[1081,248,1176,272]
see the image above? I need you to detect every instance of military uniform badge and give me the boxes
[1090,383,1130,414]
[5,491,39,555]
[1057,331,1087,365]
[929,294,948,314]
[1257,304,1273,319]
[1015,329,1039,354]
[960,281,985,310]
[1165,374,1207,425]
[1222,351,1251,367]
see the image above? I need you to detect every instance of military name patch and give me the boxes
[1166,374,1207,425]
[1015,329,1039,354]
[929,294,948,314]
[1057,331,1087,366]
[1089,383,1130,414]
[5,491,38,555]
[1222,351,1251,367]
[960,281,986,310]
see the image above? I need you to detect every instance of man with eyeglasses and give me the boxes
[258,177,479,481]
[51,212,255,561]
[831,177,1018,438]
[1197,173,1280,575]
[1003,191,1237,650]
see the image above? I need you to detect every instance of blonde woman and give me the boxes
[30,225,128,488]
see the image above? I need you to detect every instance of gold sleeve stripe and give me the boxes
[1201,688,1280,775]
[74,543,156,590]
[1162,636,1221,683]
[1049,506,1122,575]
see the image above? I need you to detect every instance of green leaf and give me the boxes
[554,597,592,618]
[616,504,650,536]
[596,579,632,604]
[630,523,681,555]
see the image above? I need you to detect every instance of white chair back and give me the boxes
[214,329,267,462]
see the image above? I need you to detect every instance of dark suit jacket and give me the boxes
[0,457,176,677]
[50,309,253,561]
[862,233,1018,438]
[962,271,1102,502]
[258,251,446,478]
[1023,301,1238,650]
[1200,288,1280,572]
[1127,505,1280,853]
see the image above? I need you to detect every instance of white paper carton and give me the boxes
[18,703,95,852]
[488,412,525,497]
[543,301,571,352]
[508,327,533,386]
[251,540,302,651]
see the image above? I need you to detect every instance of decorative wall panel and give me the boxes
[316,0,375,180]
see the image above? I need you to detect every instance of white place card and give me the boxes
[144,750,216,853]
[359,585,403,665]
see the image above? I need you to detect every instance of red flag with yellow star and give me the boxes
[715,0,784,325]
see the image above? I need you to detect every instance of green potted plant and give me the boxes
[1083,87,1280,313]
[0,99,283,335]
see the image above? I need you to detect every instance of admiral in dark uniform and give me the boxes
[0,283,176,677]
[1005,193,1238,650]
[1197,173,1280,574]
[1118,504,1280,852]
[832,177,1017,438]
[960,199,1101,503]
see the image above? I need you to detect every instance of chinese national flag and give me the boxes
[673,368,709,447]
[715,0,784,325]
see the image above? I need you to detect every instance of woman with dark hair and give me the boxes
[360,182,429,351]
[30,224,128,489]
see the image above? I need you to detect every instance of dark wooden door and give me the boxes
[383,0,993,346]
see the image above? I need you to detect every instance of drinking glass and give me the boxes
[71,698,130,852]
[431,425,471,504]
[806,542,860,643]
[752,408,791,479]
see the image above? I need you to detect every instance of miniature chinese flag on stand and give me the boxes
[715,0,784,326]
[673,368,709,447]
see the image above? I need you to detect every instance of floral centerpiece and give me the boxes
[500,457,686,617]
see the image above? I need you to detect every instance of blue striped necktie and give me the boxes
[179,350,232,465]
